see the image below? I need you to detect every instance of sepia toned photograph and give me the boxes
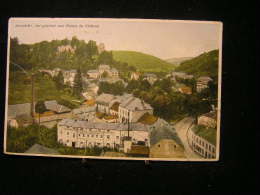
[4,18,222,161]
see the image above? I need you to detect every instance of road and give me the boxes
[173,117,201,159]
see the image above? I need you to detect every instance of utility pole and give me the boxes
[31,73,35,124]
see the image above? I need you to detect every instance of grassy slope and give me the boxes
[112,50,175,73]
[175,50,219,78]
[8,72,80,106]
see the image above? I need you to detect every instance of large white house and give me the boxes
[118,96,153,123]
[87,65,119,79]
[57,119,150,149]
[95,93,153,123]
[63,70,77,86]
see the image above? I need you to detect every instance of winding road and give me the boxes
[173,117,200,159]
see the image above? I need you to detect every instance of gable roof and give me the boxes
[59,119,149,132]
[197,76,212,82]
[120,97,153,111]
[44,100,71,113]
[149,118,183,147]
[96,93,116,105]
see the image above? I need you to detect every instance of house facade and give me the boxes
[130,72,141,80]
[87,65,119,79]
[87,70,99,79]
[63,70,77,86]
[187,127,216,159]
[118,96,153,123]
[57,119,150,149]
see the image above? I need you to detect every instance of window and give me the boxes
[96,135,98,138]
[209,145,211,151]
[158,144,160,148]
[67,140,69,143]
[107,135,110,139]
[73,134,75,138]
[67,132,69,135]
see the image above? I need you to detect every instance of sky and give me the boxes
[9,18,222,59]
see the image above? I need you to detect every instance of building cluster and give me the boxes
[39,68,77,87]
[167,71,214,94]
[187,110,217,159]
[87,64,119,79]
[95,93,153,123]
[7,100,72,128]
[57,45,76,53]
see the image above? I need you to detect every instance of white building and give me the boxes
[57,45,76,53]
[118,96,153,123]
[95,93,153,123]
[196,76,213,92]
[187,126,216,159]
[130,72,141,80]
[98,64,111,75]
[63,70,77,86]
[57,119,150,149]
[143,73,157,85]
[171,71,194,82]
[87,70,99,79]
[110,68,119,78]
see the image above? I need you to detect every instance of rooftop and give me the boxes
[150,124,183,147]
[192,125,217,145]
[120,97,153,111]
[96,93,116,105]
[59,119,149,132]
[143,73,157,78]
[87,69,99,73]
[45,100,71,113]
[197,76,212,82]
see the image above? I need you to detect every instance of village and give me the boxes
[7,57,217,159]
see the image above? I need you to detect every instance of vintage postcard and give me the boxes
[4,18,222,161]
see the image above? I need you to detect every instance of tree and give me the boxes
[35,100,47,125]
[73,69,83,97]
[97,51,114,64]
[53,71,64,90]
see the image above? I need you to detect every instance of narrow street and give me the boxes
[173,117,201,159]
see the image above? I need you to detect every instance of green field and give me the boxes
[8,72,81,106]
[112,50,175,73]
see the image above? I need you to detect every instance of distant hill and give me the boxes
[165,57,193,65]
[174,50,219,79]
[112,50,175,73]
